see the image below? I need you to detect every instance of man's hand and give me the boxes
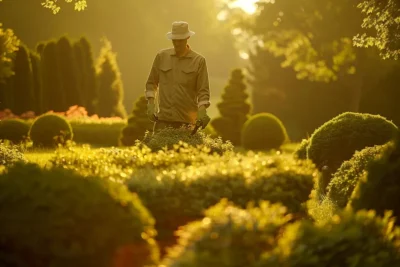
[147,101,157,122]
[197,106,210,128]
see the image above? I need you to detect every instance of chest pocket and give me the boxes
[180,66,198,89]
[158,61,173,85]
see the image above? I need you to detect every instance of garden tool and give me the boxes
[191,119,203,135]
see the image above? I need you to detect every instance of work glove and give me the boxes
[196,108,210,128]
[147,103,157,122]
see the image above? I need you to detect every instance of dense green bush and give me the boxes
[0,162,159,267]
[349,137,400,224]
[161,199,292,267]
[327,144,386,208]
[258,209,400,267]
[293,138,309,159]
[29,113,73,148]
[0,119,30,144]
[241,113,289,151]
[127,153,317,252]
[142,126,234,155]
[0,141,26,166]
[307,112,398,176]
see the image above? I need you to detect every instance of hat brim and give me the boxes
[166,31,195,40]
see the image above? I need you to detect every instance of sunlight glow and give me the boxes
[229,0,259,14]
[239,50,249,59]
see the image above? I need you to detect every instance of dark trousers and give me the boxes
[153,120,191,133]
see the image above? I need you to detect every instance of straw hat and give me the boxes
[166,21,195,40]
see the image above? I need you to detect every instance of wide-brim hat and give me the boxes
[166,21,195,40]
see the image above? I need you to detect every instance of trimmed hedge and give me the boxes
[259,209,400,266]
[241,113,289,151]
[0,119,30,144]
[349,137,400,224]
[0,162,159,267]
[161,199,292,267]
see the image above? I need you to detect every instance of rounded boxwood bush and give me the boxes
[29,113,73,148]
[0,119,30,144]
[259,209,400,267]
[161,199,293,267]
[349,137,400,224]
[307,112,398,186]
[327,144,386,208]
[241,113,289,151]
[0,162,159,267]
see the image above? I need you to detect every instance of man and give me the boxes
[145,21,211,133]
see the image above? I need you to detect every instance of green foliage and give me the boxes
[353,0,400,60]
[327,144,386,208]
[12,44,35,115]
[0,23,20,82]
[293,138,309,159]
[142,126,234,155]
[307,112,398,183]
[95,37,127,118]
[0,162,158,267]
[70,119,126,147]
[57,35,83,108]
[29,113,73,148]
[161,199,292,267]
[41,0,87,14]
[41,41,66,112]
[29,51,43,114]
[258,209,400,267]
[120,95,153,146]
[349,137,400,224]
[241,113,289,151]
[211,68,251,145]
[0,141,26,166]
[0,119,30,144]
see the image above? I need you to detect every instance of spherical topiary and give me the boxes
[258,209,400,267]
[241,113,289,151]
[0,162,159,267]
[327,144,386,208]
[349,137,400,225]
[307,112,398,179]
[0,119,30,144]
[29,113,73,147]
[161,199,292,267]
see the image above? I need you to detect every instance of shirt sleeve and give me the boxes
[145,53,160,99]
[196,57,211,108]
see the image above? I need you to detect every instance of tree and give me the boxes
[56,35,83,108]
[41,41,66,112]
[95,37,127,118]
[11,44,35,115]
[29,51,43,114]
[354,0,400,60]
[210,68,251,145]
[73,36,98,115]
[120,95,153,146]
[41,0,87,14]
[0,23,19,82]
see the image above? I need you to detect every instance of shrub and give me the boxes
[0,119,30,143]
[142,126,234,155]
[241,113,289,151]
[327,144,386,208]
[0,141,26,166]
[307,112,398,175]
[349,137,400,224]
[293,138,309,159]
[29,113,73,148]
[0,162,159,267]
[258,209,400,267]
[161,199,292,267]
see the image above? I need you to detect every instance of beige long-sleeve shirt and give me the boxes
[145,46,211,124]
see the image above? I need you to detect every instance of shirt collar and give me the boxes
[170,44,194,58]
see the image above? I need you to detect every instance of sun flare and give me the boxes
[229,0,259,14]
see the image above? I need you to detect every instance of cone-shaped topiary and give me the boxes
[327,144,386,208]
[241,112,289,151]
[307,112,398,192]
[120,95,153,146]
[258,209,400,267]
[161,199,292,267]
[0,119,30,144]
[210,68,251,145]
[349,136,400,224]
[0,162,159,267]
[29,113,73,148]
